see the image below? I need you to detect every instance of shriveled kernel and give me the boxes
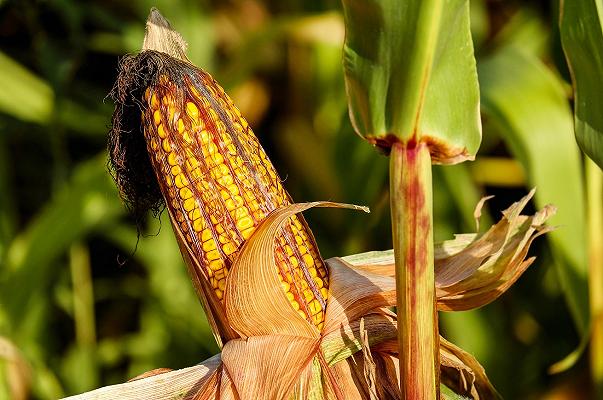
[218,279,226,291]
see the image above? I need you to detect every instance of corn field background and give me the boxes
[0,0,595,398]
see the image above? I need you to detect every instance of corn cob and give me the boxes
[140,69,329,329]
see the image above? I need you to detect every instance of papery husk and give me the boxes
[69,193,552,399]
[341,189,556,311]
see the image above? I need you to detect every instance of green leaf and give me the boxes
[0,51,54,124]
[1,155,123,330]
[341,0,481,163]
[559,0,603,169]
[478,46,589,333]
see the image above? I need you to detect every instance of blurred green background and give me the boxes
[0,0,594,398]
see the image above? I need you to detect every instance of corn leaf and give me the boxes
[478,46,589,332]
[559,0,603,169]
[341,0,480,163]
[0,51,53,124]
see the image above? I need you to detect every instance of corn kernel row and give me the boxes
[141,70,328,329]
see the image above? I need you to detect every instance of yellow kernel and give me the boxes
[216,289,223,300]
[302,254,315,267]
[179,187,193,200]
[218,174,234,186]
[209,260,224,271]
[227,184,239,195]
[201,229,212,241]
[286,291,294,302]
[212,152,224,164]
[291,300,300,311]
[308,268,317,278]
[222,242,237,255]
[207,250,221,261]
[281,281,290,292]
[175,174,189,188]
[158,124,167,138]
[178,119,185,133]
[183,131,193,144]
[183,198,196,212]
[308,299,321,315]
[225,198,236,211]
[162,139,171,152]
[193,218,204,232]
[234,207,249,219]
[285,245,293,257]
[186,102,199,120]
[218,279,226,291]
[171,165,181,176]
[303,289,314,302]
[299,246,308,254]
[203,239,217,252]
[312,313,323,324]
[242,227,255,239]
[151,93,159,109]
[190,208,201,220]
[150,138,158,150]
[168,152,178,166]
[241,117,249,130]
[227,144,236,154]
[320,288,328,299]
[186,156,200,169]
[236,216,253,231]
[153,110,161,125]
[317,322,324,330]
[313,276,324,289]
[289,257,299,268]
[298,310,307,319]
[190,168,202,180]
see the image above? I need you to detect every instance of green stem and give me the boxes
[390,141,439,399]
[587,158,603,396]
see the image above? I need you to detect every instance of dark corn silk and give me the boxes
[109,14,329,334]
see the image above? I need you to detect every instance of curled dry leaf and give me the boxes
[342,189,556,311]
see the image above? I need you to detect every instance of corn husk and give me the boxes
[65,190,552,399]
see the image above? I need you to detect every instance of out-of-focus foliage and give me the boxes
[0,1,595,399]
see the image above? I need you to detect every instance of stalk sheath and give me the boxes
[390,141,439,399]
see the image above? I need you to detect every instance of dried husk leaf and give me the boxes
[221,335,318,400]
[440,336,501,399]
[322,257,396,334]
[224,202,368,339]
[61,354,222,400]
[340,190,556,311]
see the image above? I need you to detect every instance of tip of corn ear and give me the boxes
[143,8,189,62]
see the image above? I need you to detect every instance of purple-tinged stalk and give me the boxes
[390,141,438,399]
